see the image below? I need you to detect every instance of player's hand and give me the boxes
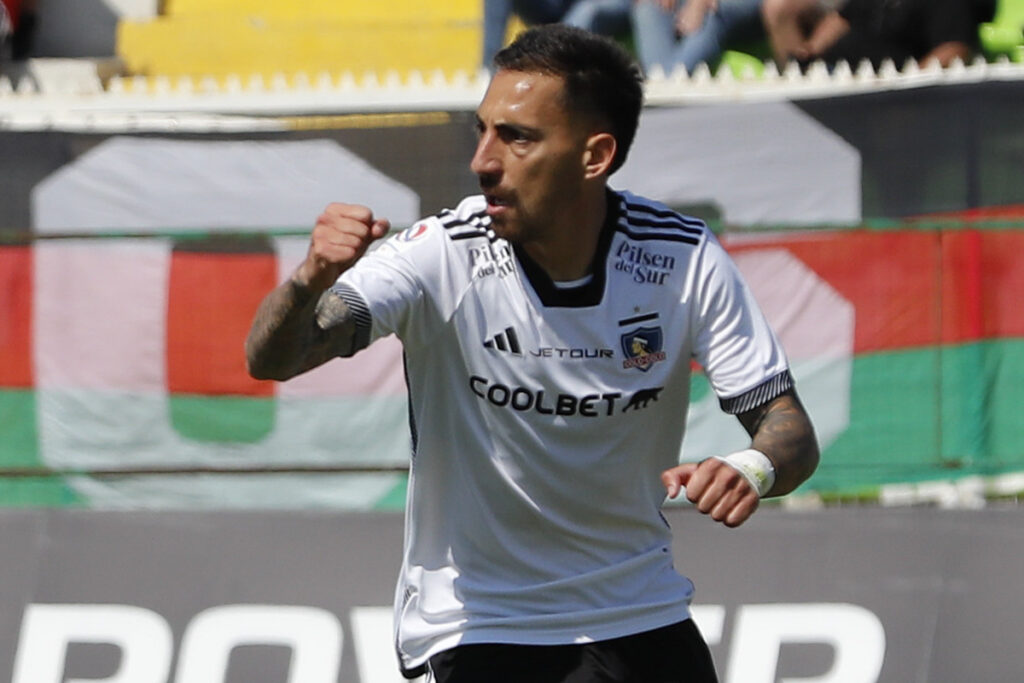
[294,203,390,292]
[661,459,760,528]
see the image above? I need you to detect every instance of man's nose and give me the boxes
[470,134,501,178]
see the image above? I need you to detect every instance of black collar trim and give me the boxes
[512,191,620,308]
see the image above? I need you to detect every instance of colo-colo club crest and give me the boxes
[621,326,667,371]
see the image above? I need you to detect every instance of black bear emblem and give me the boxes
[623,387,663,412]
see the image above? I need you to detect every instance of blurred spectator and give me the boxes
[482,0,632,67]
[788,0,995,69]
[0,0,36,66]
[631,0,766,75]
[1,0,14,66]
[761,0,840,65]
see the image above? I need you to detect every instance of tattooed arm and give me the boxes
[245,281,359,381]
[661,388,819,527]
[737,389,819,497]
[245,202,389,382]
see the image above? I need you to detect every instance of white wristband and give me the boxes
[713,448,776,498]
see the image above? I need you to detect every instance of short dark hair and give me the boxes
[493,24,644,175]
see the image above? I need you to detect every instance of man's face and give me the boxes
[470,69,593,244]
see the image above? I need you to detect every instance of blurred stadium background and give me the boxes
[1,1,1024,682]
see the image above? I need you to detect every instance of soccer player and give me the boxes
[246,24,819,683]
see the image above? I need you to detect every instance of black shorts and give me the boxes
[424,619,719,683]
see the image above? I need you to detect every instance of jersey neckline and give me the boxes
[511,190,620,308]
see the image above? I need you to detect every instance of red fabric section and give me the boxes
[167,252,276,397]
[728,229,1024,352]
[941,230,984,344]
[0,246,32,387]
[729,231,941,353]
[978,231,1024,339]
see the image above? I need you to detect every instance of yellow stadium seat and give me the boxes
[117,1,483,80]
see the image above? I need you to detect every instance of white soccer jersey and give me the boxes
[333,190,792,674]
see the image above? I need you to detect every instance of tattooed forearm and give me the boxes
[737,389,820,497]
[245,279,357,381]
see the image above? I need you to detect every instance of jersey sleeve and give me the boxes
[329,219,447,352]
[691,236,793,414]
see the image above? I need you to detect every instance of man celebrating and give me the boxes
[247,24,818,683]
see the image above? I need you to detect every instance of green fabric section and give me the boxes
[981,338,1024,464]
[940,342,988,465]
[810,339,1024,494]
[689,370,712,403]
[0,390,85,506]
[814,348,944,492]
[0,477,85,507]
[374,476,409,511]
[0,390,38,466]
[169,394,276,443]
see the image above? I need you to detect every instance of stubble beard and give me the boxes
[488,201,550,247]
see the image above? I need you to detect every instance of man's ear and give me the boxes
[583,133,617,179]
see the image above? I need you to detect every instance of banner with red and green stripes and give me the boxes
[723,226,1024,496]
[2,225,1023,508]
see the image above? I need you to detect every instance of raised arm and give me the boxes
[662,388,819,527]
[245,203,389,381]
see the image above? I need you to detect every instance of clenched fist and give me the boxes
[661,458,760,528]
[293,203,391,292]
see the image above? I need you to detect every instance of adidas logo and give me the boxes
[483,327,522,355]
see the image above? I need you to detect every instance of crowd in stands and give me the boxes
[0,0,1012,81]
[483,0,633,64]
[485,0,1001,74]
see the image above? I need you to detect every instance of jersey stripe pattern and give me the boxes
[620,197,704,245]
